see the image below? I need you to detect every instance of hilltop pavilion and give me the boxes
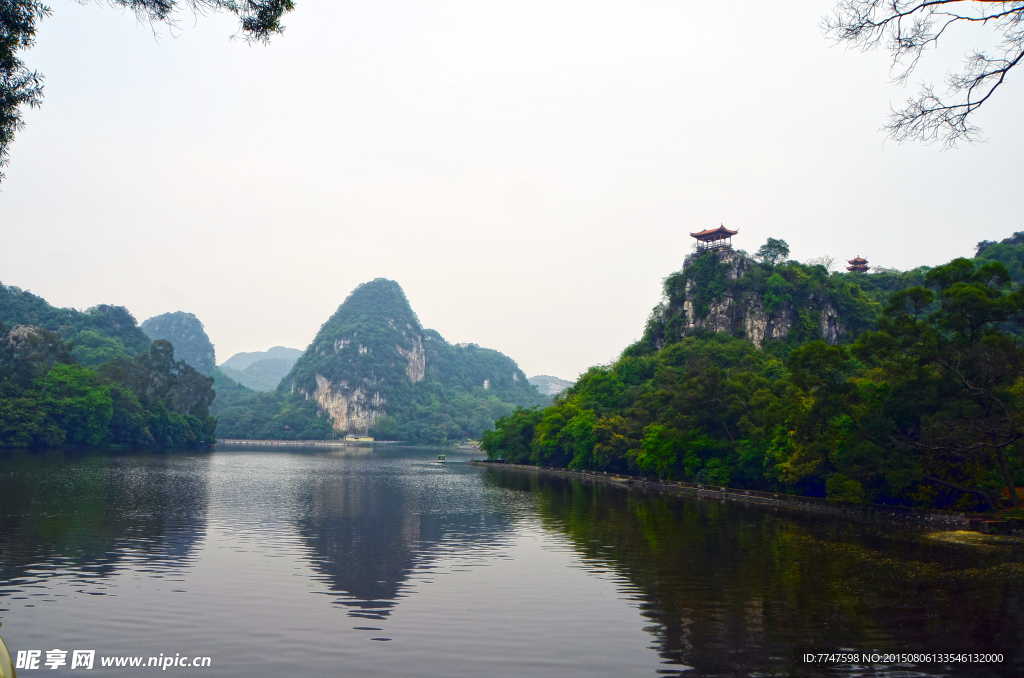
[690,224,737,251]
[847,256,870,272]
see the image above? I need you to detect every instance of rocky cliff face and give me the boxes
[637,249,862,353]
[284,278,541,435]
[528,374,572,396]
[311,373,388,433]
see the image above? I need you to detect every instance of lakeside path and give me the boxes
[469,460,1024,536]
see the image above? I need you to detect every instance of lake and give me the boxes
[0,446,1021,677]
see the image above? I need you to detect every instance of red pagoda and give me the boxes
[847,256,870,272]
[690,224,738,251]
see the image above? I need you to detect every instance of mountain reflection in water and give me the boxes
[291,451,515,619]
[0,447,1021,677]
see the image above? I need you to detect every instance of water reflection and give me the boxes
[0,449,209,607]
[484,468,1024,677]
[3,448,1021,677]
[291,451,516,619]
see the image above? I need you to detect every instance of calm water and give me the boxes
[0,447,1021,677]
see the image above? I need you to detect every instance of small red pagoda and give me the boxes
[846,256,870,272]
[690,224,738,251]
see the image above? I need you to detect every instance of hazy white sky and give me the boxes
[1,1,1021,380]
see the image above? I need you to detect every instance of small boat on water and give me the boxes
[437,454,446,463]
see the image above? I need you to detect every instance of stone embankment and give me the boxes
[468,460,1024,535]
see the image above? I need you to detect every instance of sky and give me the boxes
[1,1,1022,381]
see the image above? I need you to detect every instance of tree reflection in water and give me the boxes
[483,468,1024,677]
[0,449,209,602]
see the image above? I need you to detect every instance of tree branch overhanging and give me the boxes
[823,0,1024,147]
[0,0,294,180]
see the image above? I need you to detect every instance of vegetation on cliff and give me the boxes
[483,241,1024,513]
[630,247,901,355]
[0,324,215,448]
[0,284,151,366]
[975,232,1024,284]
[141,312,216,374]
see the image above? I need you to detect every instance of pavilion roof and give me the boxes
[690,225,739,240]
[847,256,868,264]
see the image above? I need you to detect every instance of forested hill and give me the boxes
[974,231,1024,282]
[141,312,216,374]
[284,278,541,424]
[211,278,545,443]
[0,284,151,366]
[0,324,216,449]
[628,247,914,355]
[483,237,1024,514]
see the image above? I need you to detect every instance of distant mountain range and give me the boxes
[221,346,303,371]
[219,347,303,392]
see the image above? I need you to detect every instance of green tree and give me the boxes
[636,424,681,478]
[38,363,113,446]
[99,340,216,445]
[106,383,153,446]
[852,259,1024,509]
[754,238,791,266]
[70,330,128,366]
[481,407,543,464]
[0,323,73,387]
[0,392,63,446]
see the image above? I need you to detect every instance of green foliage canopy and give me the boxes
[754,237,790,266]
[483,252,1024,513]
[0,284,151,365]
[0,325,215,449]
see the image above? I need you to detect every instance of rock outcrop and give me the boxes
[638,249,854,352]
[312,374,386,433]
[397,336,426,383]
[528,374,573,396]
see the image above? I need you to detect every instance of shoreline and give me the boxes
[468,460,1024,536]
[215,439,480,449]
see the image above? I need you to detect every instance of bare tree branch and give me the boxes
[823,1,1024,147]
